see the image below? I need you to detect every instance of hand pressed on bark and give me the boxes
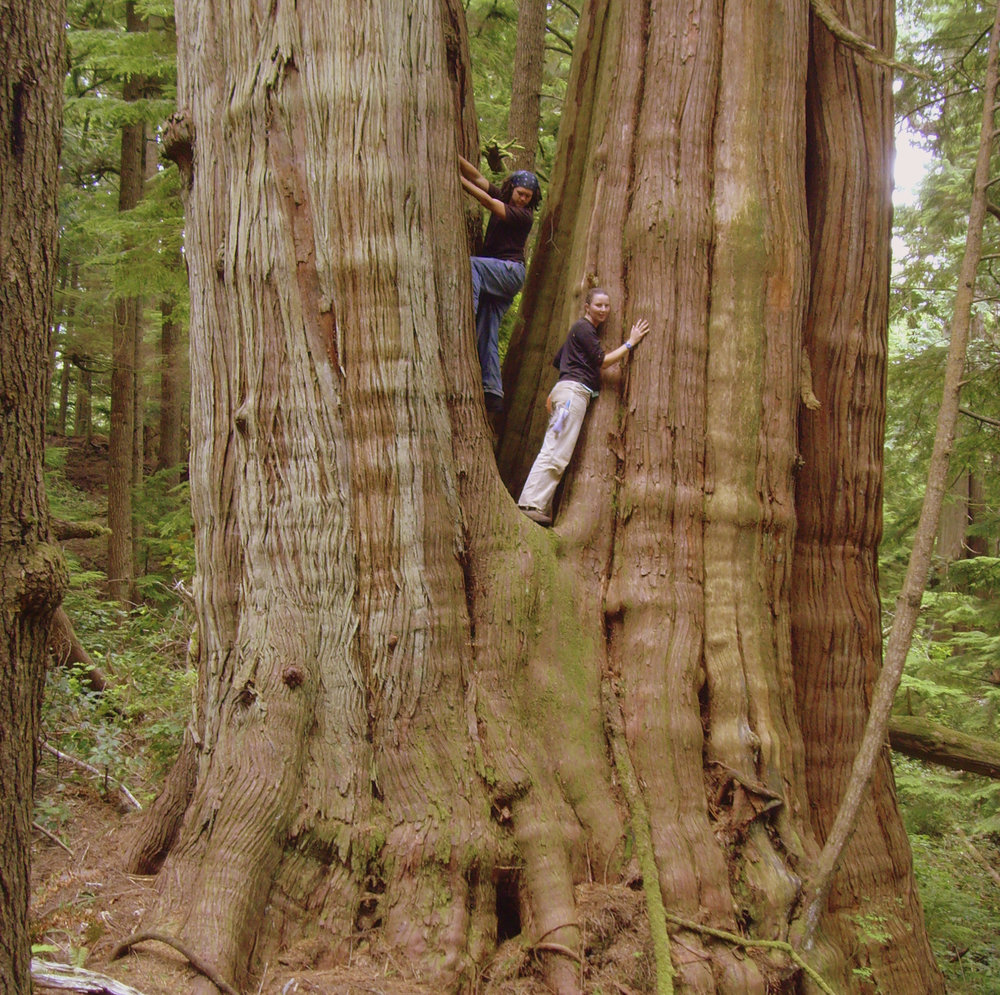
[520,289,650,525]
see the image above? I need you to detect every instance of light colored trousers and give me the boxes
[517,380,593,515]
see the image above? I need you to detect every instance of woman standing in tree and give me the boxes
[459,154,541,413]
[518,288,650,525]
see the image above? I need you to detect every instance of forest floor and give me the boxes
[28,782,653,995]
[30,435,656,995]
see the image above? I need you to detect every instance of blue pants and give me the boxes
[471,256,526,400]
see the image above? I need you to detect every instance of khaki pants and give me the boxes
[517,380,593,516]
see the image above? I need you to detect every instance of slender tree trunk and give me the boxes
[74,359,93,441]
[107,1,147,604]
[53,260,72,436]
[0,2,68,991]
[157,293,183,485]
[507,0,546,170]
[57,357,71,437]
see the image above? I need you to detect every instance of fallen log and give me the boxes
[52,518,108,541]
[30,960,149,995]
[889,714,1000,779]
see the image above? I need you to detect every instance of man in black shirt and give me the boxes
[518,288,649,524]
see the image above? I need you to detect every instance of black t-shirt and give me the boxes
[481,183,534,263]
[553,318,605,393]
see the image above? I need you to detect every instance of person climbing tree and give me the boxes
[459,153,541,413]
[517,287,650,525]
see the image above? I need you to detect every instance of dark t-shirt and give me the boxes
[481,183,534,263]
[553,318,605,393]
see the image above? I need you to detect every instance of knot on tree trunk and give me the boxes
[8,541,68,614]
[162,110,195,188]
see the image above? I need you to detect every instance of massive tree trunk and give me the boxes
[791,0,942,988]
[0,1,68,992]
[133,0,942,992]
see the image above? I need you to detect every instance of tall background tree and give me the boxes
[0,0,68,991]
[113,0,952,993]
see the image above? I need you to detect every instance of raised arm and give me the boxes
[460,172,509,220]
[602,318,650,368]
[459,154,489,191]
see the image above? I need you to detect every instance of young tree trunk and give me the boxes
[107,1,147,604]
[74,358,93,442]
[137,0,942,992]
[156,293,183,485]
[506,0,546,170]
[57,357,71,437]
[0,2,68,991]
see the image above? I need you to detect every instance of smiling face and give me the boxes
[584,292,611,327]
[510,186,534,208]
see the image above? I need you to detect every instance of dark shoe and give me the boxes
[519,506,552,526]
[484,392,504,414]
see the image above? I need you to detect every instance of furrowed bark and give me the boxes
[791,0,944,987]
[0,2,68,992]
[798,0,1000,955]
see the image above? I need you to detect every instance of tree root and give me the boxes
[601,680,674,995]
[108,931,239,995]
[661,913,837,995]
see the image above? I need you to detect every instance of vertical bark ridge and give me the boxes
[0,3,67,990]
[795,0,943,989]
[701,0,811,943]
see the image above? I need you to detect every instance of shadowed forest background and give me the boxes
[16,0,1000,992]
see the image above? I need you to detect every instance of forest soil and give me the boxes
[29,781,654,994]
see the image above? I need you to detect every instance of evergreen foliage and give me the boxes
[53,0,186,441]
[889,1,1000,987]
[464,0,576,182]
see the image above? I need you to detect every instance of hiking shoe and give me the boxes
[519,506,552,526]
[484,392,504,414]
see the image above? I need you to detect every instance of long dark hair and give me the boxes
[499,173,542,211]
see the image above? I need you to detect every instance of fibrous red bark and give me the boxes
[0,1,68,991]
[134,0,944,992]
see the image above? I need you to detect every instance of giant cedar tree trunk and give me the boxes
[141,0,942,992]
[792,0,941,988]
[0,1,68,991]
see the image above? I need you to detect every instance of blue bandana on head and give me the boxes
[509,170,540,196]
